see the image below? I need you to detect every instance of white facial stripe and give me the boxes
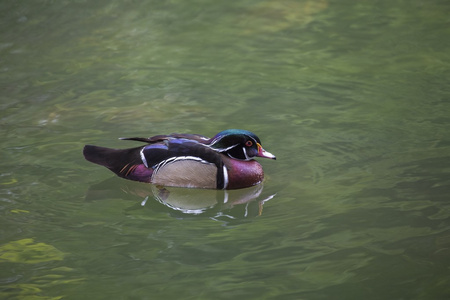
[210,135,260,161]
[242,147,250,160]
[207,143,239,152]
[222,165,228,189]
[208,136,223,146]
[140,148,149,168]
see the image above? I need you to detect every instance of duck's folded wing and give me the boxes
[119,133,211,144]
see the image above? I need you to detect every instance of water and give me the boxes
[1,0,449,299]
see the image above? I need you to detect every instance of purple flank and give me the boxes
[126,164,153,183]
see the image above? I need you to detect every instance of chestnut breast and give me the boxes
[222,156,264,189]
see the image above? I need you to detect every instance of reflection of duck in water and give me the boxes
[85,178,276,217]
[149,184,275,215]
[83,129,275,189]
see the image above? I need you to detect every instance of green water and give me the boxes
[1,0,449,299]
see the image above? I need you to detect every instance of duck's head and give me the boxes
[208,129,276,161]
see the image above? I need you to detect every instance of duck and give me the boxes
[83,129,276,189]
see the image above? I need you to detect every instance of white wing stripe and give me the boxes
[140,148,149,168]
[222,165,229,189]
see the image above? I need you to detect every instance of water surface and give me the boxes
[1,0,449,299]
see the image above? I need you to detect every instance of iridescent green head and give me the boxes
[209,129,276,161]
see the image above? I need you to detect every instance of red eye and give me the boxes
[245,140,253,147]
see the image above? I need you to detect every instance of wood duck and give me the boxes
[83,129,276,189]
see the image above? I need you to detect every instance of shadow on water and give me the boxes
[85,177,276,220]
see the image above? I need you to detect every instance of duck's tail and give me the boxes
[83,145,153,183]
[83,144,139,171]
[84,145,120,169]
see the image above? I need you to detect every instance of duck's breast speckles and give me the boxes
[222,156,264,189]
